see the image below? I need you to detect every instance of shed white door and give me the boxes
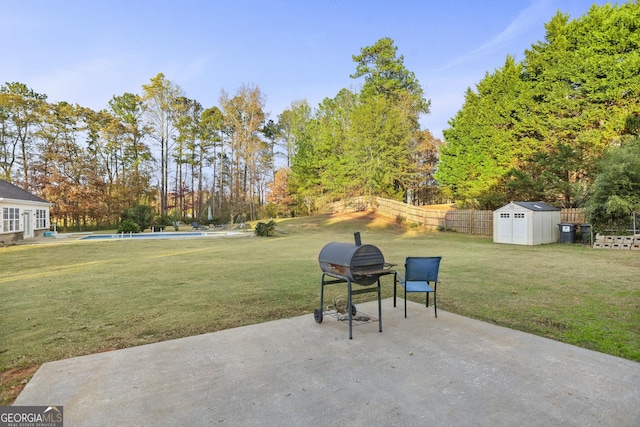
[497,212,512,243]
[512,212,527,244]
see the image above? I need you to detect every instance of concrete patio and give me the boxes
[15,298,640,426]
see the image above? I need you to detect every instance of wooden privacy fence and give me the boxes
[561,208,588,224]
[329,197,586,237]
[442,210,494,235]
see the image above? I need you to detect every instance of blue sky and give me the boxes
[2,0,608,140]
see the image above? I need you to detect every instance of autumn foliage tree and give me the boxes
[266,168,293,216]
[219,84,267,221]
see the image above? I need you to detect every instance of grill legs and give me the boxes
[314,274,327,324]
[317,273,383,339]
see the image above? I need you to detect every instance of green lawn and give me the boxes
[1,211,639,404]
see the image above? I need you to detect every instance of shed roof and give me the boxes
[0,180,49,203]
[512,201,560,211]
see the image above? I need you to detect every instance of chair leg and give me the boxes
[393,274,397,308]
[404,289,407,318]
[434,291,437,318]
[433,283,438,319]
[377,279,382,333]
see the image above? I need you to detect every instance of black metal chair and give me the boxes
[394,256,442,318]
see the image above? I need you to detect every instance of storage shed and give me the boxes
[493,202,560,245]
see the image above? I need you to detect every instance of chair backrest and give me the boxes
[405,256,442,282]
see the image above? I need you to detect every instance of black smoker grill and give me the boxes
[315,232,395,339]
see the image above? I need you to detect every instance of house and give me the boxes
[0,180,51,244]
[493,201,561,245]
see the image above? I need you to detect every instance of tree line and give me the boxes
[279,2,639,232]
[1,36,443,230]
[2,1,638,233]
[435,1,640,217]
[1,75,280,230]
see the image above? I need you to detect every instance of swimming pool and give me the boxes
[79,231,247,240]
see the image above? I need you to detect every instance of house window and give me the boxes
[500,213,510,218]
[36,209,47,228]
[514,213,525,219]
[3,207,20,231]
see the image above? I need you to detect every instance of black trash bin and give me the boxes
[580,224,591,245]
[558,223,576,244]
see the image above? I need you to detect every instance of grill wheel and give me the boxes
[314,304,357,324]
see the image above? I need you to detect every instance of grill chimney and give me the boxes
[354,232,361,246]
